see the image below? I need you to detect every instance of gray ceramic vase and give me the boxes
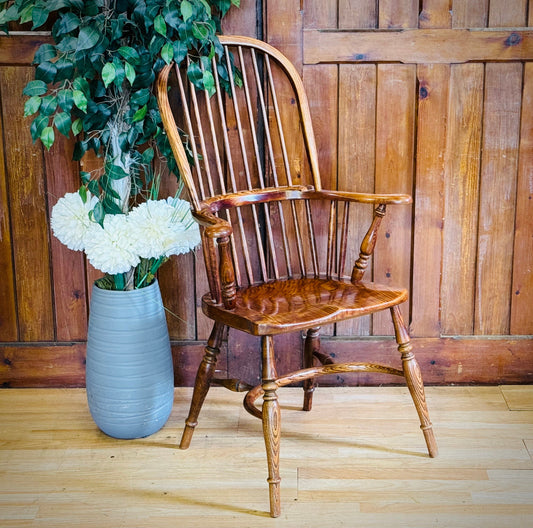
[86,280,174,439]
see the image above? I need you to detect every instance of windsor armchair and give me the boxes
[157,35,437,517]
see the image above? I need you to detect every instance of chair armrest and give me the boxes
[193,209,232,239]
[304,189,412,205]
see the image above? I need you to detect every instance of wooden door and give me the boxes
[263,0,533,383]
[0,0,531,387]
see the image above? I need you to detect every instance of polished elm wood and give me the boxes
[157,35,437,517]
[1,386,532,527]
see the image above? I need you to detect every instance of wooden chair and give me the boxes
[157,35,437,517]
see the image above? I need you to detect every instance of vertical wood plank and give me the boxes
[510,62,533,334]
[303,63,338,336]
[379,0,419,28]
[0,67,54,341]
[410,64,449,337]
[419,0,452,28]
[451,0,489,28]
[476,63,522,335]
[304,0,337,29]
[44,136,88,341]
[339,0,378,29]
[488,0,527,26]
[265,0,303,68]
[0,70,18,341]
[441,63,484,335]
[373,64,416,335]
[336,63,376,336]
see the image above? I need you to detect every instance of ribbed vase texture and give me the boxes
[86,280,174,439]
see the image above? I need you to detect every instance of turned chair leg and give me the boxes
[303,327,320,411]
[390,306,438,458]
[262,335,281,517]
[180,322,225,450]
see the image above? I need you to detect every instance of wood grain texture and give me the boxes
[410,64,449,337]
[510,62,533,334]
[0,70,18,342]
[475,63,522,335]
[336,64,376,336]
[303,29,533,65]
[373,64,416,335]
[44,135,88,342]
[379,0,419,28]
[441,63,484,335]
[2,385,532,525]
[339,0,377,29]
[0,66,54,341]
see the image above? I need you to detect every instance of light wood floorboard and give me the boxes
[1,386,532,527]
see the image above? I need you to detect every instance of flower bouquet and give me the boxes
[51,188,201,291]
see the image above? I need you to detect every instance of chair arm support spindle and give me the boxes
[351,204,387,283]
[218,236,237,309]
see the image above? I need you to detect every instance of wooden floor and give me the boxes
[1,385,533,527]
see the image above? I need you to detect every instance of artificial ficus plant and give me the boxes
[0,0,239,217]
[0,0,240,290]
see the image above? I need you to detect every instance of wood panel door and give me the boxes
[261,0,533,382]
[0,0,531,387]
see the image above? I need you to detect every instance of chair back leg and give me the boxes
[180,322,225,449]
[390,306,438,458]
[303,327,320,411]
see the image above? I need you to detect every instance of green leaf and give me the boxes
[181,0,193,21]
[53,112,72,137]
[132,105,147,123]
[154,14,166,36]
[105,160,129,180]
[35,61,58,84]
[118,46,140,65]
[78,185,87,203]
[142,147,155,165]
[101,62,116,88]
[161,42,174,65]
[76,26,100,51]
[202,69,215,97]
[18,5,34,25]
[130,88,150,107]
[31,7,49,29]
[40,126,55,150]
[30,115,49,142]
[24,96,42,117]
[72,90,88,113]
[187,61,203,88]
[92,201,105,227]
[125,61,136,85]
[57,89,74,112]
[80,171,91,184]
[192,22,210,41]
[232,0,241,6]
[33,44,56,65]
[72,77,90,96]
[39,95,58,116]
[173,40,188,65]
[56,12,80,35]
[71,118,83,136]
[23,80,47,97]
[87,180,99,197]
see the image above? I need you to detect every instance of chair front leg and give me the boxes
[180,322,225,449]
[262,335,281,517]
[390,306,438,458]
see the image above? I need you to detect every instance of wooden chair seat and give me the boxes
[203,278,407,336]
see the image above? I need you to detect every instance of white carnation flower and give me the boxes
[83,214,140,274]
[128,197,200,259]
[50,191,98,251]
